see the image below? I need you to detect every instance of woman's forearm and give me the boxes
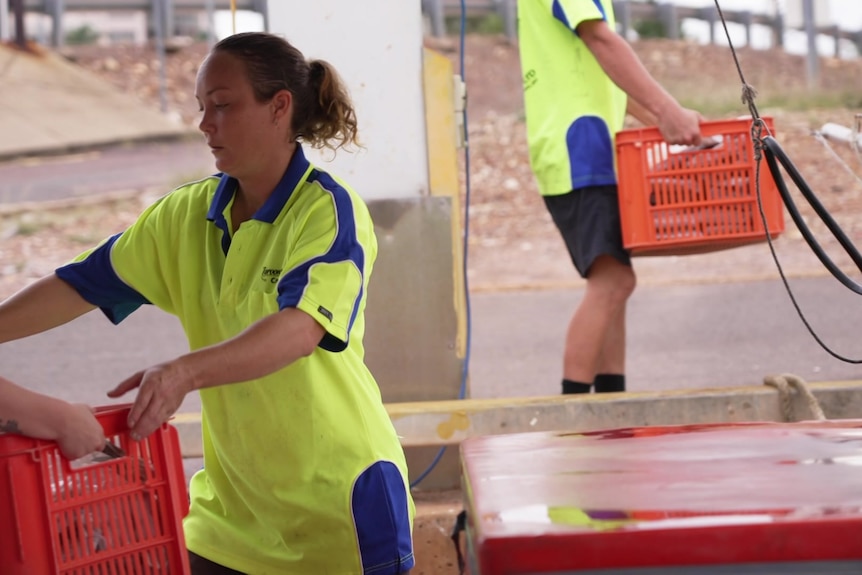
[579,19,701,146]
[579,20,679,120]
[182,307,326,391]
[0,377,68,440]
[626,97,658,127]
[0,274,95,344]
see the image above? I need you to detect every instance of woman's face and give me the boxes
[195,51,285,178]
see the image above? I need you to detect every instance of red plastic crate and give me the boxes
[616,117,785,256]
[0,404,190,574]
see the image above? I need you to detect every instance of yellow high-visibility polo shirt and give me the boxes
[56,145,414,574]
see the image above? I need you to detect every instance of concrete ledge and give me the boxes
[171,380,862,458]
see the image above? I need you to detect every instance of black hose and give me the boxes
[756,135,862,363]
[761,136,862,295]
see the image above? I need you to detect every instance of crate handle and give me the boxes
[93,403,134,417]
[60,405,135,475]
[64,446,127,472]
[667,135,723,156]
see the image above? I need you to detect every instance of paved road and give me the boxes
[0,138,215,204]
[1,140,860,407]
[3,141,862,483]
[1,275,860,414]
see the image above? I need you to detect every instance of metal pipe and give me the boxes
[803,0,819,89]
[205,0,214,46]
[0,0,8,41]
[10,0,25,48]
[152,0,169,114]
[426,0,445,38]
[50,0,63,48]
[819,122,862,150]
[163,0,173,39]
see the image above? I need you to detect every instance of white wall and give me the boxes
[267,0,429,200]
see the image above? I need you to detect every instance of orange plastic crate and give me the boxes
[616,117,785,256]
[0,404,190,574]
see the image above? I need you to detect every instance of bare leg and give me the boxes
[563,256,635,384]
[596,298,628,375]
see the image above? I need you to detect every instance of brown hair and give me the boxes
[213,32,359,151]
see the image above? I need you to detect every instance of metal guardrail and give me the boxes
[22,0,264,11]
[423,0,862,60]
[6,0,269,50]
[10,0,862,56]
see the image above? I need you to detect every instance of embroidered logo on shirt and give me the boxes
[317,306,333,322]
[260,266,283,284]
[523,68,537,91]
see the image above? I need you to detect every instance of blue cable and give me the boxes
[410,0,472,490]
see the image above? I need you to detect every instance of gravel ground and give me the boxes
[1,35,861,299]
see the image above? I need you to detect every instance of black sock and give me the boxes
[562,379,592,394]
[594,373,625,393]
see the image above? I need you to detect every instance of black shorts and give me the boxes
[543,185,631,278]
[189,552,245,575]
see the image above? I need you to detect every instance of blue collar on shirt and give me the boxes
[206,144,311,253]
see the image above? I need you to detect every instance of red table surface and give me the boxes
[460,420,862,574]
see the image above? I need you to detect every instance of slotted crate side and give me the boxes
[1,447,55,572]
[0,405,190,575]
[616,117,785,256]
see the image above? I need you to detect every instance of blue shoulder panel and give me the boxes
[55,234,151,324]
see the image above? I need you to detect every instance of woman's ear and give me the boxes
[272,90,293,125]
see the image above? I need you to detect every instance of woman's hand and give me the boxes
[108,362,194,440]
[656,104,703,147]
[55,403,106,460]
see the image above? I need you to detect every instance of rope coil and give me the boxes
[763,374,827,422]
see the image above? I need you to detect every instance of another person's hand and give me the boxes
[657,104,703,146]
[107,362,192,441]
[56,403,106,460]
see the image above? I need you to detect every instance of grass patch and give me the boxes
[67,233,105,245]
[678,90,862,119]
[444,13,506,35]
[14,221,50,237]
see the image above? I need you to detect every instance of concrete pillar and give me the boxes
[49,0,63,48]
[699,5,718,45]
[9,0,24,49]
[163,0,174,38]
[424,0,446,38]
[772,12,784,49]
[267,0,464,489]
[204,0,215,45]
[656,2,679,40]
[0,0,9,42]
[499,0,516,43]
[252,0,268,33]
[613,0,631,39]
[830,25,840,58]
[803,0,819,89]
[152,0,168,113]
[741,10,753,46]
